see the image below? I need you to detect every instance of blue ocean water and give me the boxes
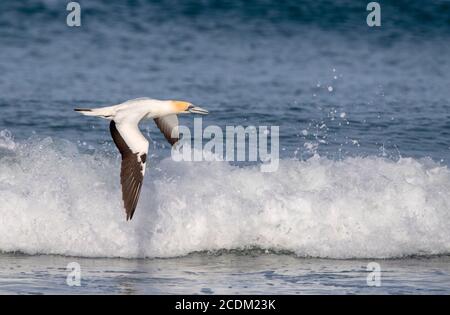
[0,0,449,294]
[1,0,449,161]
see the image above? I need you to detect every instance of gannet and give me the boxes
[75,98,208,220]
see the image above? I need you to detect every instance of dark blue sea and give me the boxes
[0,0,449,294]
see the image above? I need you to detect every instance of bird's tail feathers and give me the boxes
[74,107,115,119]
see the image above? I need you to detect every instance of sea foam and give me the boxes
[0,136,449,259]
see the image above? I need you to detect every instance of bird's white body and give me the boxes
[75,97,208,220]
[79,98,189,155]
[82,98,177,120]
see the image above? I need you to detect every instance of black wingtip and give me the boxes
[74,108,92,112]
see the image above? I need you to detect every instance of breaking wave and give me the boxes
[0,134,449,259]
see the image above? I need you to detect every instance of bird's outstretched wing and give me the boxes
[109,120,148,220]
[154,114,179,145]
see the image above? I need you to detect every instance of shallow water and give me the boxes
[1,252,450,294]
[1,1,450,294]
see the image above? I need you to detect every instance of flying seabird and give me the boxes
[75,98,208,220]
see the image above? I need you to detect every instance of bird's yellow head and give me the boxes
[171,100,209,115]
[172,101,192,112]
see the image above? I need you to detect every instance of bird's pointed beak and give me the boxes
[188,105,209,115]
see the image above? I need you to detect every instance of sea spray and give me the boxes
[0,136,450,258]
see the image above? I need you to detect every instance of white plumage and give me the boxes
[75,98,208,220]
